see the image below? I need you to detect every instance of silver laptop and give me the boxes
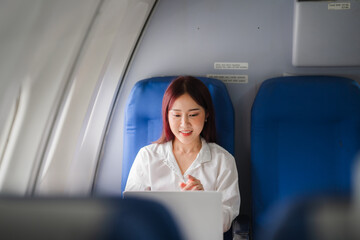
[123,191,223,240]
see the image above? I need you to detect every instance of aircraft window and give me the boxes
[0,0,156,196]
[0,0,101,195]
[33,0,156,196]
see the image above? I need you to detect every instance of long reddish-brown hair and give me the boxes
[156,76,216,143]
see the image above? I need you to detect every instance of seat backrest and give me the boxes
[0,197,182,240]
[251,76,360,239]
[121,76,234,193]
[259,196,349,240]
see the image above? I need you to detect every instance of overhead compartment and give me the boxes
[292,0,360,67]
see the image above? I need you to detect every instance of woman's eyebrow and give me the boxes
[169,108,200,111]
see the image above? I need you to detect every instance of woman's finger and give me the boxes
[190,184,203,191]
[182,181,197,190]
[180,175,204,191]
[187,174,198,182]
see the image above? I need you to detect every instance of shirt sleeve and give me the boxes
[124,148,151,191]
[216,153,241,232]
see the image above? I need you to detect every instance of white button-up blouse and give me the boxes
[125,138,240,232]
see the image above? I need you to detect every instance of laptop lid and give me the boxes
[123,191,223,240]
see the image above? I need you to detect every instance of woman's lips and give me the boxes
[180,130,192,136]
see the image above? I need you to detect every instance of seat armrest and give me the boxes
[232,214,250,240]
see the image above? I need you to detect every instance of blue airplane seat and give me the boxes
[251,76,360,239]
[0,197,182,240]
[109,197,183,240]
[122,76,239,240]
[259,195,351,240]
[121,76,235,194]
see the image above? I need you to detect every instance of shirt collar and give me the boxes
[162,138,212,177]
[163,141,182,177]
[197,138,212,164]
[165,138,212,163]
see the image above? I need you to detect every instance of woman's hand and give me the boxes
[179,175,204,191]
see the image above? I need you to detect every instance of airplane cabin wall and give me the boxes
[0,0,102,195]
[0,0,156,196]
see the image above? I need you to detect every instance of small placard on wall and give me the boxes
[214,62,248,70]
[328,3,351,10]
[207,74,248,84]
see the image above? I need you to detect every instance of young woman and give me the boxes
[125,76,240,232]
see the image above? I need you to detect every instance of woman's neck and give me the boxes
[172,137,202,154]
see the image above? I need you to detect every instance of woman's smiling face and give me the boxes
[168,93,207,146]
